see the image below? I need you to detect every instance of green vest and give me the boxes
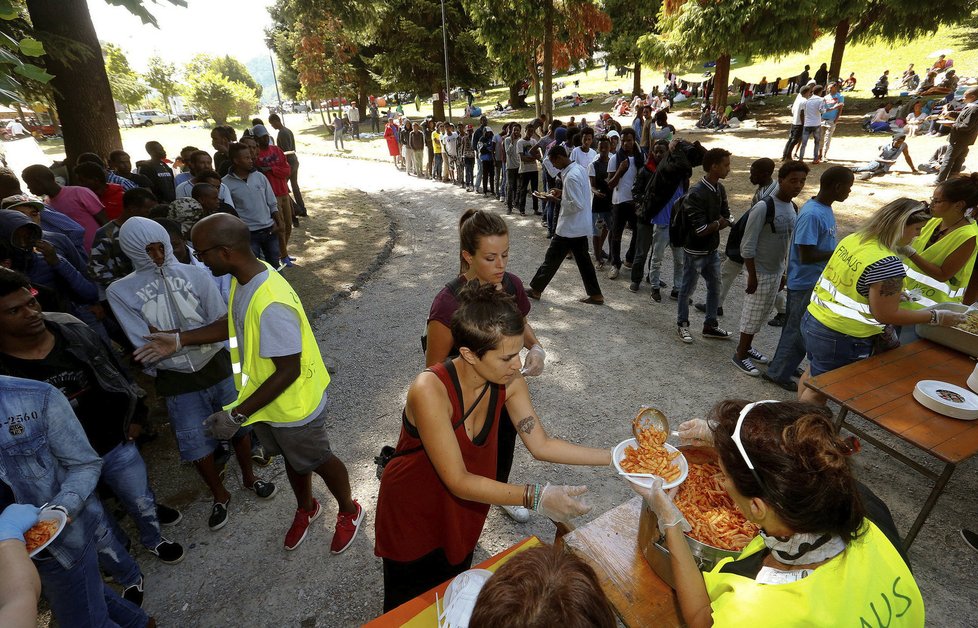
[902,218,978,309]
[704,521,925,627]
[224,263,330,425]
[808,233,891,338]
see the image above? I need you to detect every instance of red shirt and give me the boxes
[98,183,125,220]
[375,361,505,564]
[255,145,291,197]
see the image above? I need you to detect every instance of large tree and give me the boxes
[642,0,819,110]
[104,43,147,123]
[144,54,177,112]
[601,0,660,96]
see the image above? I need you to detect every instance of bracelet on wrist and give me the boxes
[929,310,938,325]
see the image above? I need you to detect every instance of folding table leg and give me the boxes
[833,407,849,432]
[903,462,956,550]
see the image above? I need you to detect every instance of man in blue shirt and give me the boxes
[819,81,845,161]
[763,166,854,390]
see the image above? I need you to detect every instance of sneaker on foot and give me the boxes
[670,289,680,301]
[761,372,798,392]
[209,500,229,531]
[702,326,731,339]
[526,288,541,300]
[694,302,706,313]
[678,325,693,344]
[608,266,620,279]
[251,446,273,467]
[731,355,760,376]
[623,261,633,270]
[330,500,365,555]
[650,288,662,303]
[245,480,278,500]
[148,538,185,565]
[285,500,322,551]
[628,281,640,293]
[961,529,978,552]
[157,504,182,526]
[768,313,787,327]
[500,504,531,523]
[747,347,770,363]
[123,576,144,607]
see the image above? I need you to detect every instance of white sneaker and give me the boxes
[500,505,531,523]
[678,325,693,344]
[608,266,620,280]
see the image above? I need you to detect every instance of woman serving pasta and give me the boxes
[637,401,925,627]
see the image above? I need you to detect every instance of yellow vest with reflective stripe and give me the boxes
[901,218,978,310]
[224,263,330,425]
[808,233,890,338]
[703,521,925,627]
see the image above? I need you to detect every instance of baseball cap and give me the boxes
[251,124,269,138]
[1,194,44,211]
[607,130,620,139]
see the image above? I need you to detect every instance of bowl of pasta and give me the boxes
[614,438,689,490]
[26,507,67,557]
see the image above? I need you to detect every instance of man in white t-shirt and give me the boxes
[798,85,826,163]
[605,127,641,279]
[516,127,539,214]
[347,102,360,139]
[782,85,812,160]
[569,127,596,168]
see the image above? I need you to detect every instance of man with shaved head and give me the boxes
[133,214,364,553]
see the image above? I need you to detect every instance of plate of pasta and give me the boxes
[26,508,67,557]
[614,438,688,490]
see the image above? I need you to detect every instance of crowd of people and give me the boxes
[0,59,977,626]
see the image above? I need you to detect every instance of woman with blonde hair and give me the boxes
[799,198,966,404]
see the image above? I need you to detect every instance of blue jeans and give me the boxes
[165,376,244,461]
[766,287,812,382]
[36,536,148,628]
[648,224,683,288]
[475,159,484,189]
[799,125,821,160]
[677,250,721,327]
[100,442,162,549]
[94,500,143,588]
[801,311,874,376]
[250,227,281,264]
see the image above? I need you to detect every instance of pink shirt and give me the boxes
[46,186,105,251]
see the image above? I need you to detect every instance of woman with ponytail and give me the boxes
[376,282,611,612]
[641,402,924,627]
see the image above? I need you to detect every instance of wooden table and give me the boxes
[364,536,542,627]
[806,340,978,548]
[559,497,682,627]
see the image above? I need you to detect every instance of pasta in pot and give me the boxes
[674,462,759,551]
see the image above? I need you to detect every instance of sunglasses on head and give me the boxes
[731,400,779,499]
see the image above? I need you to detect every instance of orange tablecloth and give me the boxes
[364,536,542,627]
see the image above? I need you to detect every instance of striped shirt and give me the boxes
[856,256,904,297]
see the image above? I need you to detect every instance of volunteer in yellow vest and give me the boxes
[899,174,978,315]
[799,198,966,405]
[635,400,925,628]
[133,213,364,553]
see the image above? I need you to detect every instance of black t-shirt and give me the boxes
[119,170,154,189]
[0,329,127,455]
[155,348,233,397]
[138,161,176,202]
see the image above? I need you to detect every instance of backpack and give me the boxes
[668,193,688,247]
[725,197,796,264]
[420,274,517,353]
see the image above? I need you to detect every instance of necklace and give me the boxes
[929,215,967,245]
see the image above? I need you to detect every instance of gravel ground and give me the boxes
[115,152,976,627]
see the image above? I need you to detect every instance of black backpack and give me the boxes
[668,192,689,247]
[725,197,796,264]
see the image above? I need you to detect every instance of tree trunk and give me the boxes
[632,61,642,96]
[26,0,122,168]
[433,98,445,122]
[509,81,527,109]
[47,98,61,135]
[829,19,850,82]
[712,54,731,111]
[542,0,553,120]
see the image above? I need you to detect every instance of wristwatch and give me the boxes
[229,409,249,425]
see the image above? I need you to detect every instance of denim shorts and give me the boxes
[164,376,250,462]
[801,312,874,376]
[592,211,611,236]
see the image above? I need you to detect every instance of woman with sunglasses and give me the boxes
[798,198,967,405]
[899,174,978,319]
[644,401,924,627]
[377,282,611,612]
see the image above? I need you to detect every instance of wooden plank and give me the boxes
[562,498,682,628]
[811,342,936,388]
[932,427,978,462]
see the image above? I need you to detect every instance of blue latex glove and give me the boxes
[0,504,40,542]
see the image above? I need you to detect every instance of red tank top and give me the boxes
[374,361,505,565]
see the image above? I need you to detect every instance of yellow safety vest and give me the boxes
[704,521,925,627]
[808,233,891,338]
[224,263,330,425]
[902,218,978,309]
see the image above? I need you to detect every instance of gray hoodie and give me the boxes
[107,217,226,374]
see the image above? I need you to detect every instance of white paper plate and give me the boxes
[440,568,494,628]
[913,380,978,421]
[27,508,67,557]
[613,438,689,489]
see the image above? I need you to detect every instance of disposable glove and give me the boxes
[203,410,244,440]
[894,245,916,258]
[535,483,591,522]
[628,477,691,536]
[522,344,546,377]
[0,503,40,543]
[133,332,181,364]
[934,310,967,327]
[676,418,715,446]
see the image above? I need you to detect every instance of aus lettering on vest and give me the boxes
[859,576,914,627]
[835,244,864,274]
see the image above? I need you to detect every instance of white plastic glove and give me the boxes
[521,344,546,377]
[133,332,181,364]
[676,418,715,446]
[203,410,244,440]
[895,245,917,258]
[628,477,691,535]
[933,310,967,327]
[535,483,591,522]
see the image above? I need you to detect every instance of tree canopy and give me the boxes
[144,54,177,112]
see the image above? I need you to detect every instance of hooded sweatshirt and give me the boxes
[107,217,227,382]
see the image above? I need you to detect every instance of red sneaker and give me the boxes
[284,500,322,551]
[330,500,365,555]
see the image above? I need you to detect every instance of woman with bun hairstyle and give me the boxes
[800,198,967,404]
[899,174,978,313]
[376,282,612,611]
[643,401,924,627]
[425,209,545,523]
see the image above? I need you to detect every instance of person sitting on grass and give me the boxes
[851,134,917,181]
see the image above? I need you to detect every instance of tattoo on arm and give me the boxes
[879,277,904,297]
[517,416,536,434]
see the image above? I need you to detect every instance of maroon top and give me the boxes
[428,272,532,328]
[375,360,505,564]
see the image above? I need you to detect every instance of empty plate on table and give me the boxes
[913,380,978,421]
[613,438,689,490]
